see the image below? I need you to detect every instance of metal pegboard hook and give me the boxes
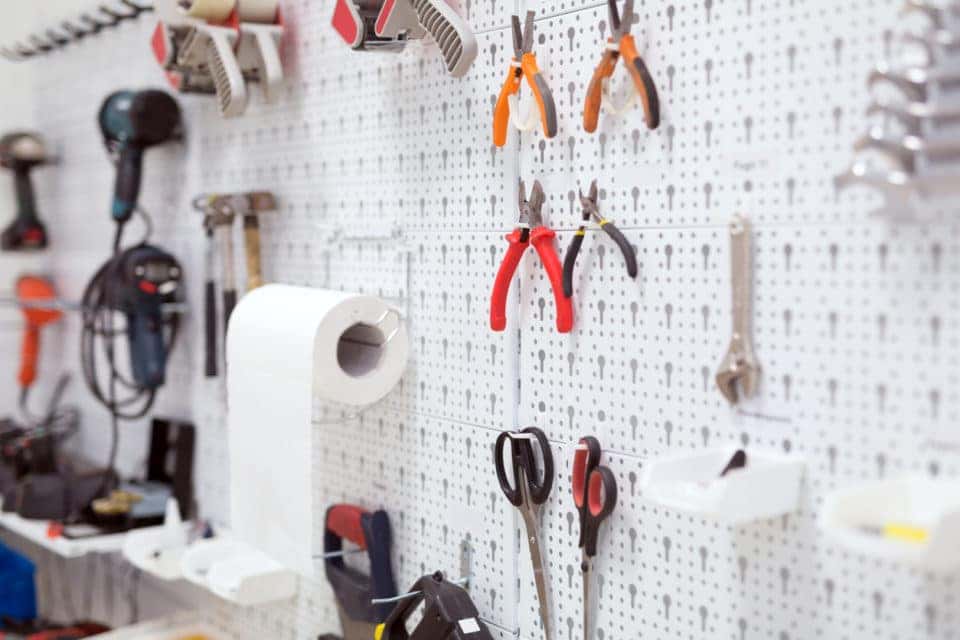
[92,7,122,27]
[370,308,404,346]
[99,3,138,21]
[28,34,55,53]
[61,20,91,40]
[120,0,154,12]
[80,13,111,33]
[0,46,25,62]
[45,29,71,47]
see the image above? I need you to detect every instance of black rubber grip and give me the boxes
[14,169,39,226]
[602,221,638,279]
[204,280,217,378]
[533,73,558,139]
[631,56,661,130]
[562,229,586,298]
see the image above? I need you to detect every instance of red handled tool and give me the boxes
[490,180,573,333]
[324,504,397,640]
[16,277,62,397]
[572,436,617,640]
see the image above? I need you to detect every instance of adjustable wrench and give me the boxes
[715,214,760,405]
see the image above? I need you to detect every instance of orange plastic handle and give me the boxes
[620,35,661,130]
[493,66,522,147]
[583,48,617,133]
[19,324,39,388]
[521,53,558,139]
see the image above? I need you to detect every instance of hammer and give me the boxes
[238,191,277,292]
[206,196,239,331]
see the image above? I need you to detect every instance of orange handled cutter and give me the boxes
[583,0,660,133]
[493,11,558,147]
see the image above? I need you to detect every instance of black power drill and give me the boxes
[0,132,51,251]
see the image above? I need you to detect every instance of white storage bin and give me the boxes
[641,446,806,524]
[818,476,960,572]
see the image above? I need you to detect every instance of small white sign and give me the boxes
[458,618,481,634]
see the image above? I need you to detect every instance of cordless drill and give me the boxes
[0,132,51,251]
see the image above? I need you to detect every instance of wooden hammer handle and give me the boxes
[244,216,263,291]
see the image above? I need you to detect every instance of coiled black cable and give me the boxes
[78,212,179,482]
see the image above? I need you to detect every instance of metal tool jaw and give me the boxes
[608,0,635,41]
[519,179,546,229]
[511,11,535,59]
[715,214,760,405]
[578,180,601,223]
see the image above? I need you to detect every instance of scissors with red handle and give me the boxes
[572,436,617,640]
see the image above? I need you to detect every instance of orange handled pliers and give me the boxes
[493,11,558,147]
[583,0,660,133]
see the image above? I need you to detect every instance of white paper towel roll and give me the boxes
[226,285,407,576]
[228,284,407,406]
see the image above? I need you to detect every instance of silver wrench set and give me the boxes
[838,0,960,220]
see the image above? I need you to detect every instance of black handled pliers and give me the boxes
[562,180,638,298]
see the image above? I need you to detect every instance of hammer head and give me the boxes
[0,133,49,170]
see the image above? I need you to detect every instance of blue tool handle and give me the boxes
[128,310,167,389]
[113,145,143,223]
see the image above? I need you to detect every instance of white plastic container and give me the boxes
[818,475,960,572]
[641,446,806,524]
[180,537,297,606]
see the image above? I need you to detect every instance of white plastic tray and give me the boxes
[819,475,960,572]
[641,446,806,524]
[180,537,297,606]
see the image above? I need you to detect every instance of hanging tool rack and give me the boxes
[0,1,154,62]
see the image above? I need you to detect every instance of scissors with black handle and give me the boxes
[494,427,555,640]
[572,436,617,640]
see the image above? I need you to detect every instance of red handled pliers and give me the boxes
[490,180,573,333]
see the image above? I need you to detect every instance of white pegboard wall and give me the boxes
[1,0,959,639]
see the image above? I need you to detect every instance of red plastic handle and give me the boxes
[572,441,589,509]
[19,324,39,388]
[490,230,528,331]
[530,228,574,333]
[588,469,607,515]
[326,504,368,549]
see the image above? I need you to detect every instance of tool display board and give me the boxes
[2,0,959,638]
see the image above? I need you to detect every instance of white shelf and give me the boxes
[819,476,960,572]
[0,512,164,558]
[641,446,806,525]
